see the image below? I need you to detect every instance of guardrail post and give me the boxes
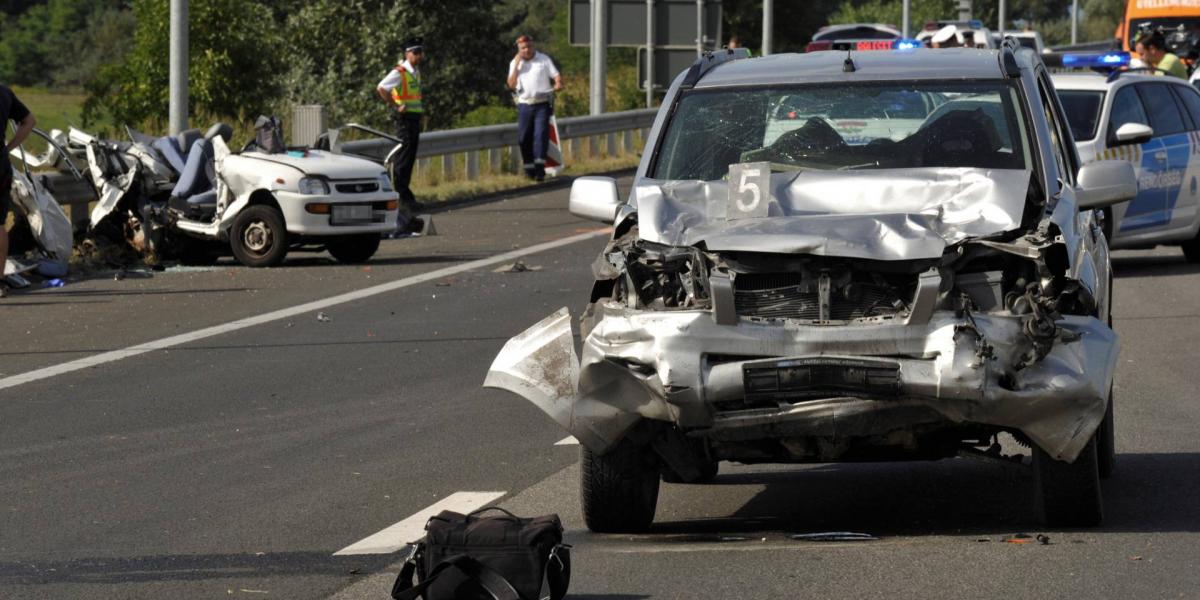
[623,130,634,154]
[607,132,618,157]
[442,154,454,180]
[568,138,580,163]
[589,135,599,158]
[467,150,480,181]
[510,145,522,173]
[489,148,502,174]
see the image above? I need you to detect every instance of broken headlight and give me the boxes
[612,241,710,310]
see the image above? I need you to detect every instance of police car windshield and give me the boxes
[653,82,1032,181]
[1057,90,1104,141]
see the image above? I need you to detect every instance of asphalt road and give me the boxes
[2,177,1198,599]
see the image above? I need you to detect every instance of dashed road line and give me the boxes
[554,436,579,446]
[0,228,610,393]
[333,491,507,555]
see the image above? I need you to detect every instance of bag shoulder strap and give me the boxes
[392,553,522,600]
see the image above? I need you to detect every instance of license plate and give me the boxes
[331,204,373,224]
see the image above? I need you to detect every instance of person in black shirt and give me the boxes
[1,84,36,297]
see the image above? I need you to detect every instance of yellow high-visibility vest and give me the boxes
[391,67,424,114]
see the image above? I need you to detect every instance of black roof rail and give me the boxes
[999,37,1022,78]
[680,47,753,90]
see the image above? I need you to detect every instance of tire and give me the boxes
[1097,390,1116,479]
[581,441,660,533]
[1033,434,1103,527]
[327,234,381,264]
[230,205,288,268]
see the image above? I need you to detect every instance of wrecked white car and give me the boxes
[46,119,399,268]
[488,44,1134,531]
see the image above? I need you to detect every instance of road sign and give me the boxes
[637,47,703,91]
[570,0,722,48]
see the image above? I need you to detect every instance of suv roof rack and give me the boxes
[680,47,753,89]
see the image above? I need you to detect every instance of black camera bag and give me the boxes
[391,507,570,600]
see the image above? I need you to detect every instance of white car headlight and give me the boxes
[378,173,394,192]
[298,177,330,195]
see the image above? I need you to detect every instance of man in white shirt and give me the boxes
[376,37,425,235]
[507,35,562,181]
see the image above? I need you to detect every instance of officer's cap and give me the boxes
[403,37,424,53]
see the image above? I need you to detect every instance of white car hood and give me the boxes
[244,149,384,179]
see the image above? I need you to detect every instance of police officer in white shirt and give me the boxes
[377,37,425,235]
[507,35,562,181]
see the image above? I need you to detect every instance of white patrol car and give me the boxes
[1053,67,1200,260]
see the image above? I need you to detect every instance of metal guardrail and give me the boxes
[333,108,658,170]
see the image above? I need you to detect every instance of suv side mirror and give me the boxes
[1076,160,1137,209]
[569,176,621,224]
[1113,122,1153,146]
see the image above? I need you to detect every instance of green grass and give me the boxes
[8,86,94,157]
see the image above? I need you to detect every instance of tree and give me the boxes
[284,0,509,131]
[84,0,284,128]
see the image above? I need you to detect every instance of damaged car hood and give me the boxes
[634,167,1031,261]
[242,149,384,179]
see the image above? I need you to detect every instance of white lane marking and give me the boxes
[333,491,506,555]
[0,228,611,392]
[554,436,579,446]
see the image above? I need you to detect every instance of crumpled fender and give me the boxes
[484,307,643,454]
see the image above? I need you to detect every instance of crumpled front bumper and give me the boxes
[485,302,1118,462]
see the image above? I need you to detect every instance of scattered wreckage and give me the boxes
[15,117,400,268]
[3,128,76,283]
[487,45,1134,531]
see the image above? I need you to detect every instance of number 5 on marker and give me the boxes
[727,162,771,220]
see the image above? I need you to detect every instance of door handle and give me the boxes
[1155,151,1168,161]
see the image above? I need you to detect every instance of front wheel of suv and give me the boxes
[581,441,660,533]
[1033,433,1103,527]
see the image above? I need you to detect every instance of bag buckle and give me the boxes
[402,543,420,564]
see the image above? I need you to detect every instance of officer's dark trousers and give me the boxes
[517,102,551,179]
[391,114,422,228]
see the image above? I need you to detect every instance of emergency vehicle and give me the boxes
[1053,55,1200,259]
[1118,0,1200,52]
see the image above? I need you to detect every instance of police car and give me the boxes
[1052,55,1200,260]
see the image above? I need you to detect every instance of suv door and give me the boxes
[1107,85,1164,235]
[1135,82,1190,233]
[1168,83,1200,234]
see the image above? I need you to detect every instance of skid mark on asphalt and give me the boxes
[0,228,610,393]
[333,491,506,555]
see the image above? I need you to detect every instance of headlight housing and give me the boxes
[298,177,330,195]
[378,173,394,192]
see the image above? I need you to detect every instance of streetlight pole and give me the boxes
[646,0,654,107]
[998,0,1006,38]
[902,0,910,39]
[762,0,773,56]
[590,0,606,115]
[169,0,188,135]
[1071,0,1079,45]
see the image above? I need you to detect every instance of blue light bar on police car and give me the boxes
[1062,52,1131,68]
[893,38,922,50]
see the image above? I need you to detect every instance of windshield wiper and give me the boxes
[837,161,880,171]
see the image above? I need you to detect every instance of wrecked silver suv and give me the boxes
[487,43,1135,532]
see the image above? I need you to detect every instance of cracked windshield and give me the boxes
[654,82,1032,180]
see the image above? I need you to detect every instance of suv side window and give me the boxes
[1108,86,1150,140]
[1036,73,1076,185]
[1137,83,1187,136]
[1170,84,1200,130]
